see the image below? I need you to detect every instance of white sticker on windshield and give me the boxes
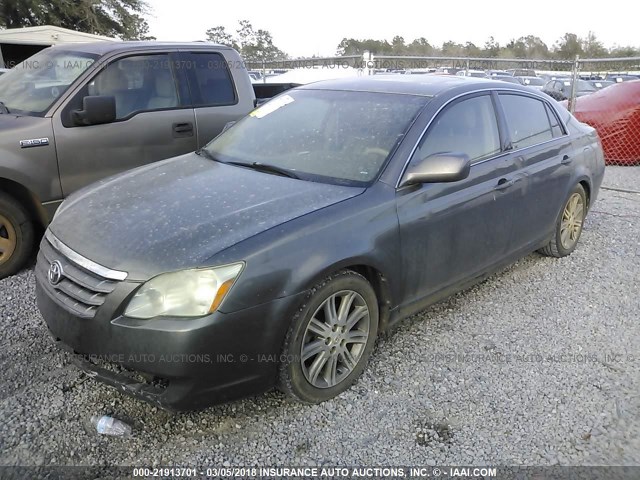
[563,81,571,86]
[250,94,295,119]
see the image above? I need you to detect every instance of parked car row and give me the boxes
[541,78,598,101]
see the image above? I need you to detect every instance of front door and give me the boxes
[396,93,520,307]
[52,51,197,196]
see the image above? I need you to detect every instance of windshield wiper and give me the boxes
[226,161,300,179]
[0,101,9,114]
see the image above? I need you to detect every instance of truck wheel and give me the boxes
[278,270,379,404]
[0,192,35,279]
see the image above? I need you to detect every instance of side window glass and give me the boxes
[545,103,564,138]
[90,54,178,120]
[413,95,501,164]
[499,94,553,149]
[189,53,236,106]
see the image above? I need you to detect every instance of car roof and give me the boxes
[48,41,232,56]
[297,74,537,97]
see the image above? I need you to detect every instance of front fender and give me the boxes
[0,116,61,202]
[209,184,403,314]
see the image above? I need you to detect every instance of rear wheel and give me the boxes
[0,192,35,279]
[539,184,587,258]
[278,270,379,403]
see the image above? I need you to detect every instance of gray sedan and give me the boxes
[36,76,605,410]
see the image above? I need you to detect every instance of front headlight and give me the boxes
[124,263,244,319]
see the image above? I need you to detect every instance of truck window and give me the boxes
[0,49,98,116]
[88,54,180,120]
[187,53,237,107]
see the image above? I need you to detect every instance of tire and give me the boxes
[539,184,587,258]
[278,270,379,404]
[0,192,35,279]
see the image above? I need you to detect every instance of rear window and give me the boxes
[499,94,554,149]
[187,52,236,106]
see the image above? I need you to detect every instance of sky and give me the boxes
[146,0,640,58]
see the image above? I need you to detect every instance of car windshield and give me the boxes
[522,77,545,86]
[0,49,98,116]
[576,79,597,92]
[204,89,429,186]
[563,80,597,92]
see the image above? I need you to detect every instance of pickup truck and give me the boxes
[0,42,265,278]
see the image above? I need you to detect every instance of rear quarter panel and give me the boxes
[561,109,606,207]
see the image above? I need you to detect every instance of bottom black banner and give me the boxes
[0,465,637,480]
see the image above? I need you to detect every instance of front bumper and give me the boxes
[35,236,306,411]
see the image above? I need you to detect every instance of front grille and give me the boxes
[37,237,118,319]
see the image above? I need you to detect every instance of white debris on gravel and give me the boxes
[0,167,638,467]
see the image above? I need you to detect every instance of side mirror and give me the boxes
[72,96,116,126]
[400,153,470,187]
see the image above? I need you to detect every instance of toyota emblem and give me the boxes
[48,261,64,286]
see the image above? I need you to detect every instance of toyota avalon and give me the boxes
[36,75,605,410]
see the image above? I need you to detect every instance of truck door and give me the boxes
[52,51,197,196]
[181,51,254,148]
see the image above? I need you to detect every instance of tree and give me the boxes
[506,35,549,58]
[0,0,154,40]
[336,38,392,55]
[521,35,550,58]
[391,35,406,55]
[483,36,501,57]
[582,31,607,58]
[609,45,639,57]
[406,37,433,56]
[464,42,481,57]
[441,40,464,57]
[206,20,287,62]
[205,26,238,50]
[555,33,583,59]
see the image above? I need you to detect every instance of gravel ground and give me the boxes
[0,167,638,469]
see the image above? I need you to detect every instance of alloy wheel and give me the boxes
[0,214,17,266]
[300,290,371,389]
[560,192,584,250]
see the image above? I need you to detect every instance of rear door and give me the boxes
[53,50,197,196]
[396,93,520,306]
[495,92,574,252]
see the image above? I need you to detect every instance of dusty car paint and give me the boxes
[36,76,605,410]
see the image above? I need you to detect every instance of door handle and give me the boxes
[494,176,524,191]
[561,154,572,165]
[494,178,514,191]
[172,122,194,138]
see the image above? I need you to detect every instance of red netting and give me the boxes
[569,80,640,166]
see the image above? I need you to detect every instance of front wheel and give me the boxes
[0,192,35,279]
[539,184,587,258]
[278,270,379,403]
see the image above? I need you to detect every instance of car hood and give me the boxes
[50,153,364,281]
